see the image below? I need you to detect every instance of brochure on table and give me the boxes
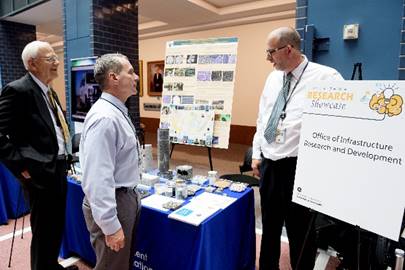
[142,194,184,213]
[190,191,236,209]
[142,191,238,226]
[159,37,239,149]
[168,192,237,226]
[293,81,405,241]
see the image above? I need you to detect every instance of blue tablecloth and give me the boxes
[61,178,256,270]
[0,163,30,225]
[60,177,97,264]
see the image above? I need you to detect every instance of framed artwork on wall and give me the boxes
[138,60,143,97]
[147,60,164,96]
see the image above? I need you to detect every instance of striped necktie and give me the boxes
[264,73,293,143]
[47,89,70,144]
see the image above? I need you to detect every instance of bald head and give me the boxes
[266,27,303,72]
[268,27,301,50]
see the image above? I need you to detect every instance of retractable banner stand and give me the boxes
[293,81,405,241]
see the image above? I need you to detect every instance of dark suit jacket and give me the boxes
[0,74,63,188]
[153,73,163,92]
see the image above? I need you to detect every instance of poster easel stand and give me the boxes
[170,143,214,171]
[295,209,317,270]
[356,225,362,270]
[295,209,363,270]
[296,63,366,269]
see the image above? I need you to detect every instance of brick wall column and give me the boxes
[398,0,405,79]
[90,0,140,129]
[0,21,36,87]
[63,0,139,131]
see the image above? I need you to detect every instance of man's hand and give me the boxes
[105,228,125,252]
[21,170,31,180]
[252,159,261,177]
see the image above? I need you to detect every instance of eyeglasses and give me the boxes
[35,55,59,63]
[266,45,288,57]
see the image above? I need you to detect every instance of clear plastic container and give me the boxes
[154,183,168,195]
[175,180,188,200]
[208,171,217,186]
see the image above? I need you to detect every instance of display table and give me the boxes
[0,163,30,225]
[60,178,256,270]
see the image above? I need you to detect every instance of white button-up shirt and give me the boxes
[252,56,344,160]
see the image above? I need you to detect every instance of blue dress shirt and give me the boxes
[80,92,140,235]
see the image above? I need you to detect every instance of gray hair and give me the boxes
[94,53,128,90]
[269,27,301,50]
[21,41,52,70]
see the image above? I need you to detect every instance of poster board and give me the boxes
[293,81,405,241]
[159,37,238,149]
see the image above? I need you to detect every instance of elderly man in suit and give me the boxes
[152,66,163,92]
[0,41,77,270]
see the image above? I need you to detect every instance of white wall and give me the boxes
[139,18,295,126]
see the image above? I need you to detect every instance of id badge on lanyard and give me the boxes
[275,111,286,144]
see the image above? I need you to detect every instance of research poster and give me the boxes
[159,37,238,149]
[293,81,405,240]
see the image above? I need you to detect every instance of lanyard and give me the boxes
[100,98,136,134]
[100,97,142,168]
[280,61,309,120]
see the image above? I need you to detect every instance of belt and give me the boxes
[56,154,67,161]
[116,186,137,193]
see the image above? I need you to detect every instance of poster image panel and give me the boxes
[164,104,214,147]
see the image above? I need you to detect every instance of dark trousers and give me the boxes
[259,157,317,270]
[25,160,68,270]
[83,188,141,270]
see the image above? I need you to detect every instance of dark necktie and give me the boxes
[264,73,293,143]
[47,89,70,143]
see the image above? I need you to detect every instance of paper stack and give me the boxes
[168,192,237,226]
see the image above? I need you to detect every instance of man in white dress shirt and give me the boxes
[252,27,344,269]
[80,53,141,270]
